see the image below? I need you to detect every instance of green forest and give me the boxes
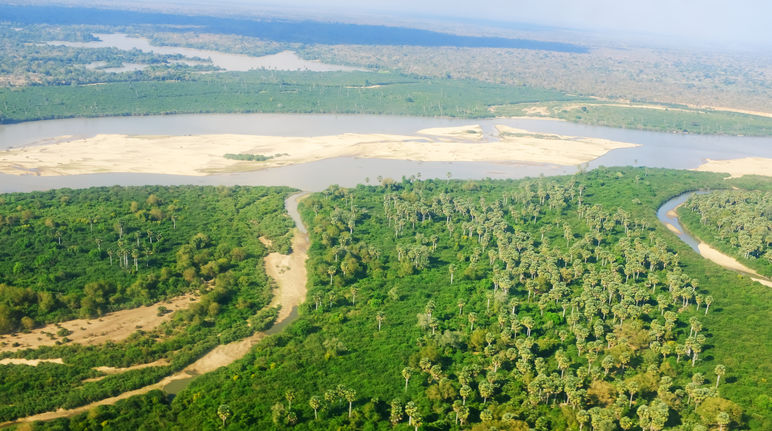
[678,190,772,278]
[12,168,769,430]
[0,185,295,421]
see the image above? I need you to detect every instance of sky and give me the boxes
[38,0,772,48]
[238,0,772,48]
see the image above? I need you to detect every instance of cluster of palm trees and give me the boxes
[684,190,771,263]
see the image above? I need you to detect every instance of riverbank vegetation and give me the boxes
[678,190,772,278]
[27,168,772,430]
[0,70,575,123]
[0,185,295,421]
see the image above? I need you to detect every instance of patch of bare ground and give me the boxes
[0,294,198,353]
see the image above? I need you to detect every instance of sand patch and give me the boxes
[665,223,682,234]
[0,358,64,366]
[0,126,637,177]
[752,278,772,288]
[693,157,772,178]
[83,359,171,383]
[0,294,197,353]
[697,242,763,277]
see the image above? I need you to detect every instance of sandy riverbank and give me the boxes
[0,125,637,176]
[696,242,763,278]
[693,157,772,178]
[0,294,197,353]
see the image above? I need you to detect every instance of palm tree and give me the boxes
[402,367,413,391]
[704,295,713,315]
[457,298,465,315]
[217,404,231,428]
[479,381,493,404]
[344,388,356,418]
[460,384,472,405]
[285,389,296,410]
[404,401,418,426]
[468,312,477,331]
[327,265,336,285]
[309,396,321,420]
[376,311,385,331]
[522,316,535,337]
[715,364,726,388]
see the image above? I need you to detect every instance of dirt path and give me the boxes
[2,194,310,427]
[0,294,198,353]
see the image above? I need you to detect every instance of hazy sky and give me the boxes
[48,0,772,48]
[245,0,772,48]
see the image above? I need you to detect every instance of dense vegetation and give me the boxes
[493,103,772,136]
[29,169,772,430]
[0,185,295,421]
[0,70,575,123]
[678,191,771,278]
[224,153,282,162]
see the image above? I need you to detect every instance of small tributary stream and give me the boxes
[657,191,771,284]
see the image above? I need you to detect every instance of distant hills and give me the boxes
[0,4,588,53]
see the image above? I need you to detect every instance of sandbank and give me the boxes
[0,125,637,177]
[693,157,772,178]
[697,242,762,277]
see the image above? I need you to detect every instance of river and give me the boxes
[1,113,771,194]
[50,33,362,72]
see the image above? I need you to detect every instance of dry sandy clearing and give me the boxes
[693,157,772,178]
[0,126,637,176]
[0,358,64,366]
[0,294,197,353]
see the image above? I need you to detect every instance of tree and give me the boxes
[376,311,385,331]
[217,404,231,427]
[309,395,321,420]
[468,312,477,331]
[717,412,730,431]
[285,389,296,410]
[704,295,713,315]
[479,381,494,404]
[715,364,726,389]
[344,388,356,418]
[390,399,403,425]
[402,367,413,391]
[576,409,590,431]
[405,401,418,426]
[460,384,472,405]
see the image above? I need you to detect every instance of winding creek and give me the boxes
[657,192,771,286]
[1,192,310,427]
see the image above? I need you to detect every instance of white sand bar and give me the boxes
[694,157,772,178]
[0,125,638,176]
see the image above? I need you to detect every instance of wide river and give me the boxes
[1,113,771,193]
